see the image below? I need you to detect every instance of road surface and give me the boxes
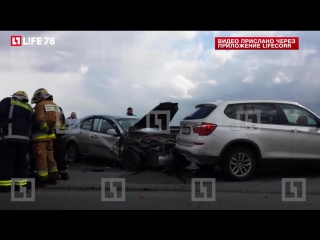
[1,190,319,210]
[1,161,320,210]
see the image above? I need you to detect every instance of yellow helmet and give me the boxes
[12,91,29,102]
[31,88,53,104]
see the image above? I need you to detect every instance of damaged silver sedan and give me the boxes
[65,115,139,162]
[65,102,182,171]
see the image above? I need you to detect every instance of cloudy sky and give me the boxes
[1,31,320,125]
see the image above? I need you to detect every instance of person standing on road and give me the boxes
[67,112,77,127]
[126,107,137,117]
[30,88,60,187]
[0,91,33,193]
[68,112,77,119]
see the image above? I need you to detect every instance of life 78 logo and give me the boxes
[11,36,55,46]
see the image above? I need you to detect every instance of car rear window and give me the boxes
[184,106,217,120]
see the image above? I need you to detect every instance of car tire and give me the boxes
[66,142,82,162]
[222,147,257,181]
[121,148,144,172]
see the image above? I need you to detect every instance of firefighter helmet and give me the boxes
[12,91,29,102]
[31,88,53,104]
[31,96,38,104]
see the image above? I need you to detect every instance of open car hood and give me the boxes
[128,102,179,133]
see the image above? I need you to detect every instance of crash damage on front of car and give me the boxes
[120,102,182,172]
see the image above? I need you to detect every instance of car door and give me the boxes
[277,103,320,159]
[88,117,102,158]
[75,117,93,156]
[243,103,292,159]
[89,118,121,160]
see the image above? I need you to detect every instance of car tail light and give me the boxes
[192,122,217,136]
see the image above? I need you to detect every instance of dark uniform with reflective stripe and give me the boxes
[53,106,69,180]
[0,97,32,192]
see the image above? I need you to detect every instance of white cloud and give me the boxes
[1,31,320,124]
[181,43,204,61]
[169,76,196,99]
[79,65,88,74]
[272,72,291,84]
[207,80,217,85]
[242,76,254,83]
[273,77,282,84]
[132,84,141,89]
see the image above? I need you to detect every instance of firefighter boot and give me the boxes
[60,173,69,180]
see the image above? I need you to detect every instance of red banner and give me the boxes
[215,37,299,50]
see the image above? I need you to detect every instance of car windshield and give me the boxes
[116,118,140,132]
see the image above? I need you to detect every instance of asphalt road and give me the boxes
[1,160,320,210]
[1,190,320,210]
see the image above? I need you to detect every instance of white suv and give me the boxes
[175,100,320,181]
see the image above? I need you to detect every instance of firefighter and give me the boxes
[0,91,32,193]
[30,88,60,187]
[50,97,69,180]
[27,104,36,178]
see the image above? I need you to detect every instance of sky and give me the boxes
[1,31,320,126]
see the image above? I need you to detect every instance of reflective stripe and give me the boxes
[0,180,12,186]
[59,170,68,173]
[40,123,48,130]
[31,132,56,141]
[55,110,61,127]
[0,135,29,141]
[37,171,48,177]
[14,179,27,186]
[49,167,58,173]
[8,105,14,135]
[11,99,32,112]
[44,104,60,112]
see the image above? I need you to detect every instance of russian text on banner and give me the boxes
[215,37,299,50]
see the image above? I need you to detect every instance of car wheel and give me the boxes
[66,142,82,162]
[223,147,256,181]
[121,148,144,172]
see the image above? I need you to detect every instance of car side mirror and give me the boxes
[107,129,118,135]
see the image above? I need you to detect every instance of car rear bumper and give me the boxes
[176,149,219,166]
